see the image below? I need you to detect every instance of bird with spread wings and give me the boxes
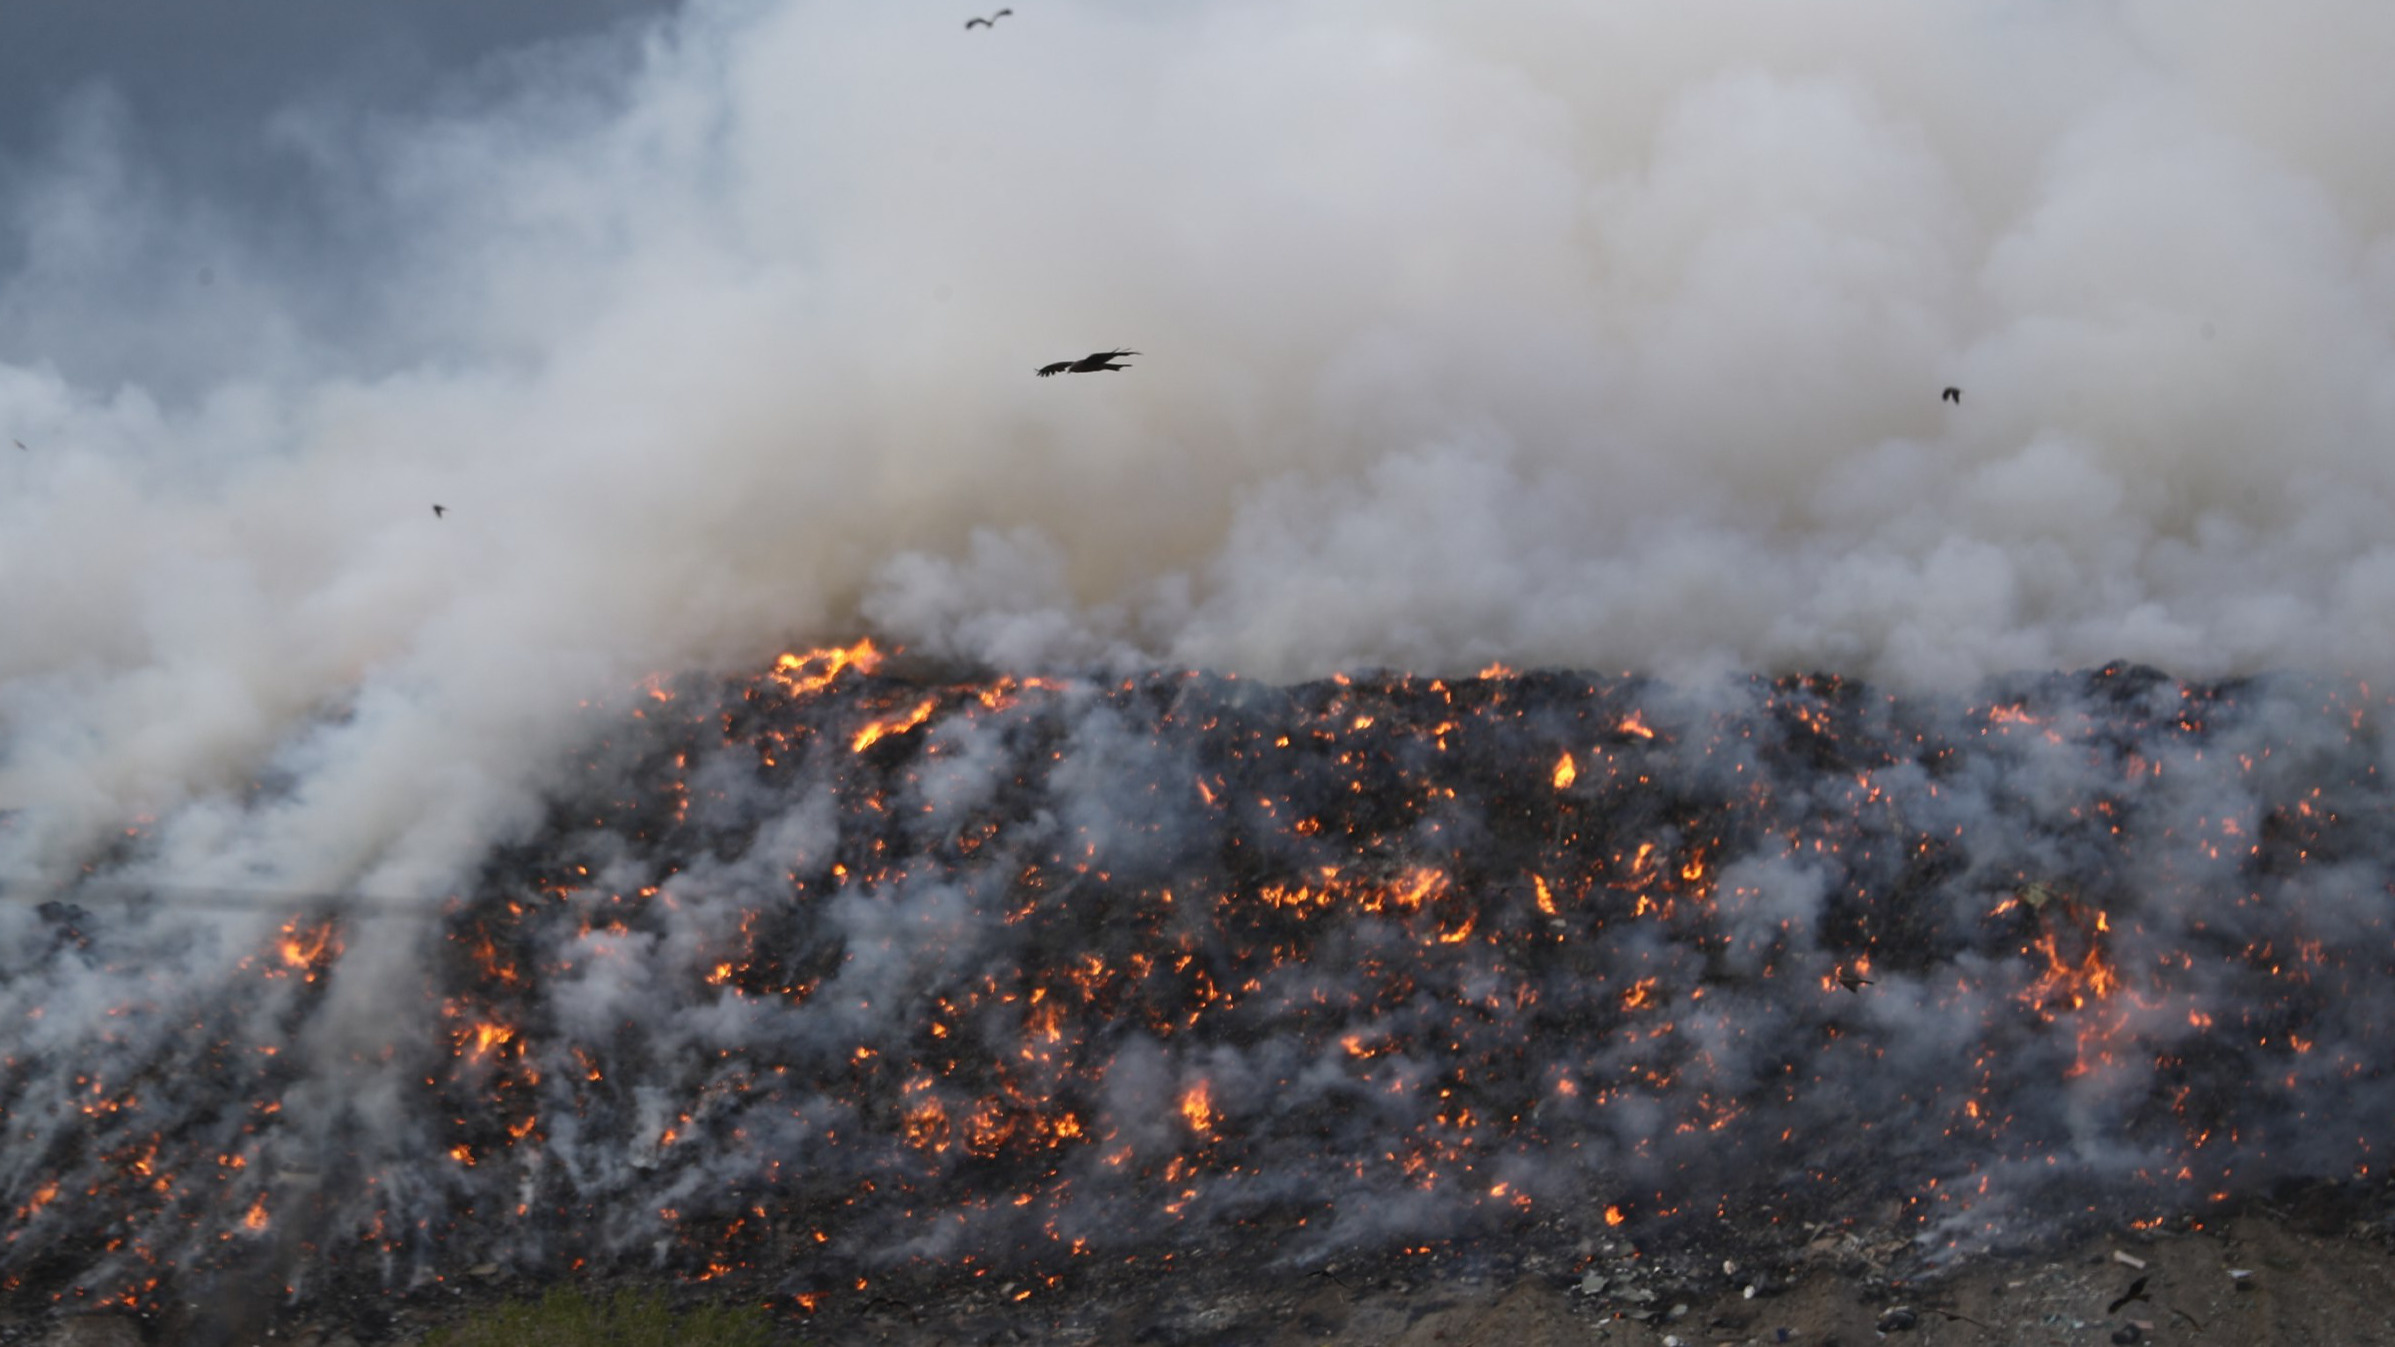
[1037,349,1137,377]
[965,9,1012,29]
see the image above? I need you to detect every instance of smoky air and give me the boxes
[4,649,2391,1315]
[2,0,2394,1331]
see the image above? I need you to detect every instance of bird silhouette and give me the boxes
[432,504,447,518]
[965,8,1012,28]
[1838,973,1873,993]
[1038,349,1137,377]
[2106,1275,2149,1315]
[1942,387,1962,404]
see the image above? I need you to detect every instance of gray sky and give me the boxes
[0,0,679,164]
[0,0,684,390]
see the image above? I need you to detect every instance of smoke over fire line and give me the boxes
[3,0,2395,1333]
[5,644,2392,1317]
[6,0,2395,902]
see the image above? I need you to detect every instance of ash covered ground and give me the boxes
[5,648,2395,1342]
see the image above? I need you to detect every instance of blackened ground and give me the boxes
[5,658,2393,1342]
[16,1195,2395,1345]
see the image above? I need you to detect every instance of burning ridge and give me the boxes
[4,648,2393,1323]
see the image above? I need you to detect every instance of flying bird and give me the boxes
[1942,386,1962,404]
[1837,973,1873,993]
[965,8,1012,28]
[432,504,447,518]
[1037,349,1137,377]
[2106,1275,2150,1315]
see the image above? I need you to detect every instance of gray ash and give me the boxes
[6,650,2393,1333]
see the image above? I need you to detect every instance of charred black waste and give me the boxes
[5,647,2392,1322]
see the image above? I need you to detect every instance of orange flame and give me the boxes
[2022,919,2122,1015]
[276,919,340,975]
[1552,752,1577,789]
[903,1090,951,1152]
[1179,1080,1215,1136]
[852,696,939,753]
[462,1022,514,1060]
[769,639,885,697]
[963,1099,1015,1156]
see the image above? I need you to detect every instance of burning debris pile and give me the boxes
[5,647,2394,1324]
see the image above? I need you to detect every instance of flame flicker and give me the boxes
[6,646,2392,1322]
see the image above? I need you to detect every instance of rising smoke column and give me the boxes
[2,0,2393,889]
[1,0,2394,1319]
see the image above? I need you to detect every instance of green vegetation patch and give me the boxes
[422,1285,775,1347]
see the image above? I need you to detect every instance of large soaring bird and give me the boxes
[965,9,1012,29]
[1038,349,1137,377]
[2106,1276,2150,1315]
[1942,386,1962,404]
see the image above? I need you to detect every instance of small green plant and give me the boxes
[422,1284,775,1347]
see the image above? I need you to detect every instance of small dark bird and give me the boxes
[1038,349,1137,377]
[2106,1275,2150,1316]
[1942,386,1962,404]
[1838,972,1873,993]
[432,504,447,518]
[965,8,1011,28]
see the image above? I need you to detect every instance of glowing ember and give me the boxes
[770,639,885,697]
[460,1021,515,1060]
[1179,1082,1215,1136]
[851,695,939,753]
[9,657,2394,1321]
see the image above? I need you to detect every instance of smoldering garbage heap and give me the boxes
[6,649,2393,1322]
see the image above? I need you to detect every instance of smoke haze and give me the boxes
[4,0,2394,907]
[6,7,2395,1317]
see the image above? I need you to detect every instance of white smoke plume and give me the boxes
[3,0,2393,908]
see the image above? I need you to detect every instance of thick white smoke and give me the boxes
[4,0,2394,887]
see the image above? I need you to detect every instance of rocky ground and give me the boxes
[14,1201,2395,1346]
[799,1208,2395,1347]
